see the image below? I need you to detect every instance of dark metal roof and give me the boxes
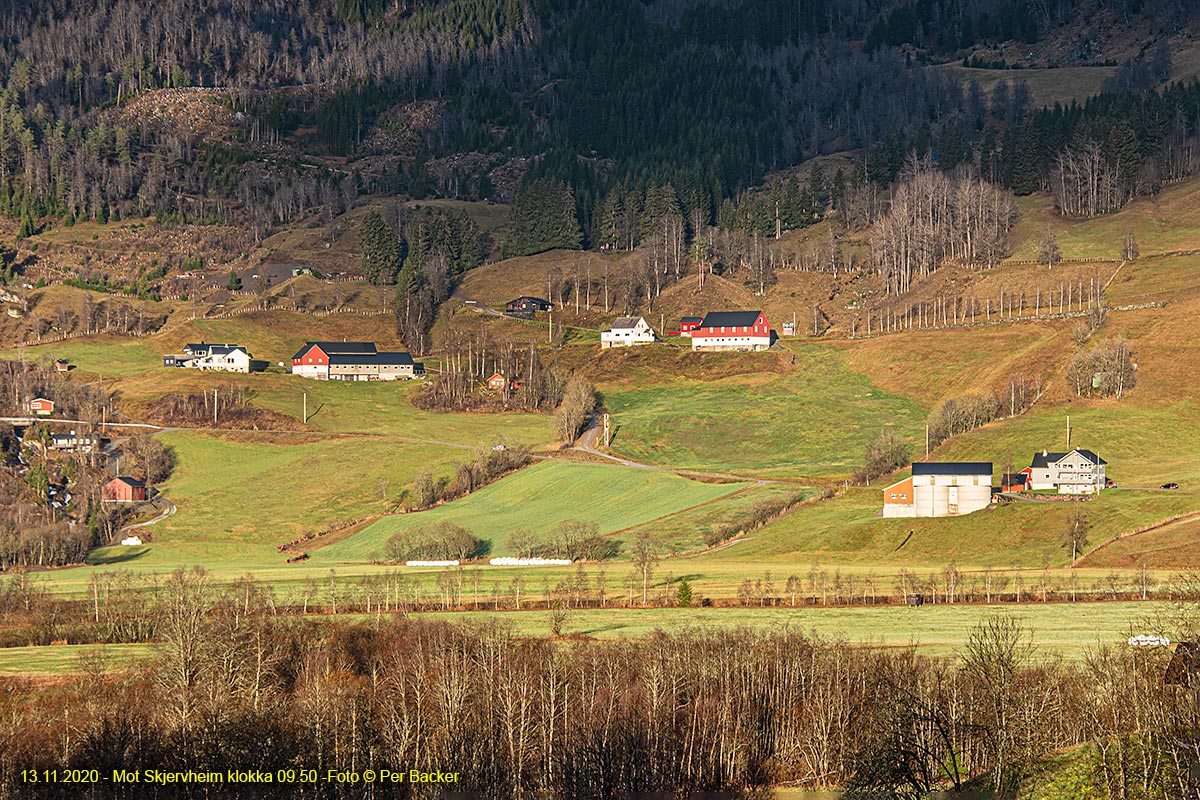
[1030,449,1107,468]
[911,462,993,476]
[292,341,378,360]
[680,316,703,323]
[375,351,415,366]
[698,310,763,328]
[111,476,145,488]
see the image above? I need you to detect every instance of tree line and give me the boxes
[1,575,1199,799]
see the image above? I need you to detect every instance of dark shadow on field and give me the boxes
[87,546,152,565]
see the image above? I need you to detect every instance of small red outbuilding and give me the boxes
[102,477,147,503]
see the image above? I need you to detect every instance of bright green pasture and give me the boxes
[312,460,749,563]
[413,601,1165,659]
[603,344,927,478]
[89,429,469,567]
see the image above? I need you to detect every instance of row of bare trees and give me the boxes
[871,160,1017,294]
[1,574,1199,798]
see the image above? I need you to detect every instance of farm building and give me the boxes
[1000,473,1029,492]
[102,476,147,503]
[882,462,994,518]
[163,343,253,373]
[506,296,552,314]
[53,359,69,373]
[1025,449,1107,494]
[601,317,656,348]
[291,342,422,381]
[28,397,54,416]
[675,316,703,337]
[691,311,772,352]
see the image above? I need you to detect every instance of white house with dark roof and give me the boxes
[600,316,656,349]
[691,311,772,351]
[882,462,994,518]
[163,343,252,373]
[1023,449,1107,494]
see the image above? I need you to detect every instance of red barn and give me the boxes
[103,477,147,503]
[28,397,55,416]
[486,373,509,391]
[690,311,772,351]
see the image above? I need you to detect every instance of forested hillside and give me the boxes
[0,0,1197,355]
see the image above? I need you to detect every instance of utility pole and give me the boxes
[603,413,610,448]
[925,423,930,457]
[548,310,553,344]
[1066,415,1071,449]
[213,388,218,426]
[303,392,307,424]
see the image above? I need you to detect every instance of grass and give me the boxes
[88,429,471,568]
[603,343,927,478]
[411,600,1165,660]
[1079,514,1200,569]
[0,643,153,675]
[1006,181,1200,261]
[935,62,1117,108]
[311,460,749,562]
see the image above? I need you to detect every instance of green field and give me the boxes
[89,429,471,568]
[411,600,1164,659]
[312,460,751,562]
[0,643,153,675]
[604,344,927,478]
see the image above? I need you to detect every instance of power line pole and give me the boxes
[303,392,307,424]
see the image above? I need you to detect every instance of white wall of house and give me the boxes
[195,349,251,373]
[690,333,771,352]
[292,363,329,379]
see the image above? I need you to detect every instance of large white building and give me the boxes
[690,311,772,352]
[882,462,994,518]
[1024,449,1107,494]
[600,316,656,349]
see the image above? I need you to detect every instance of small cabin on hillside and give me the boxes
[505,296,552,314]
[677,316,703,337]
[102,476,147,503]
[28,398,55,416]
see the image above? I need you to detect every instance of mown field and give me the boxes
[312,460,753,563]
[412,601,1165,660]
[601,344,927,478]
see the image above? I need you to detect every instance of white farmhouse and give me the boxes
[163,342,252,373]
[882,462,994,518]
[1025,449,1107,494]
[600,316,656,349]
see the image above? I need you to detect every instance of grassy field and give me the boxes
[89,429,472,568]
[1079,514,1200,569]
[410,600,1166,659]
[1007,181,1200,261]
[0,643,153,675]
[312,460,751,562]
[602,343,927,478]
[934,62,1117,108]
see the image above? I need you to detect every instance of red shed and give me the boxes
[486,373,509,391]
[103,477,147,503]
[678,316,703,337]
